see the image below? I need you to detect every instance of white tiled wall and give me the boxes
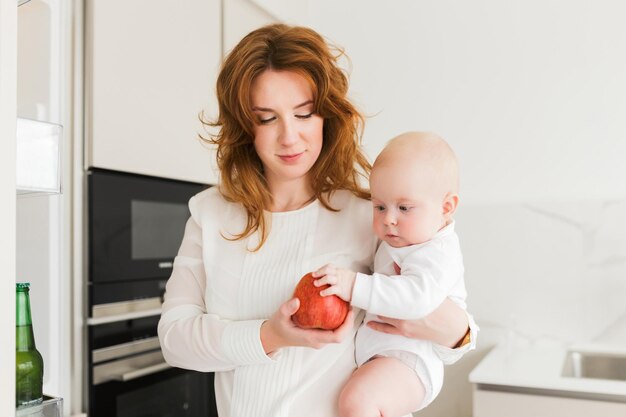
[457,200,626,346]
[404,199,626,417]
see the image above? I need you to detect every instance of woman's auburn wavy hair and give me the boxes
[200,23,371,251]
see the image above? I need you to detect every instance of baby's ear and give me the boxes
[442,193,459,220]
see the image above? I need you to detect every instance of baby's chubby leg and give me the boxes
[339,356,425,417]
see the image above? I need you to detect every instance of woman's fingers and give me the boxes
[300,308,354,346]
[366,316,403,336]
[281,297,300,317]
[265,297,355,352]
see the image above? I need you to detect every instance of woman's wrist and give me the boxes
[440,312,470,348]
[452,325,472,349]
[260,320,278,354]
[423,298,470,348]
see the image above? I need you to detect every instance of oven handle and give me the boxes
[113,362,172,382]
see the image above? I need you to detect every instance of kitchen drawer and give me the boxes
[473,388,626,417]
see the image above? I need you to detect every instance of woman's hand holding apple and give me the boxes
[260,297,355,355]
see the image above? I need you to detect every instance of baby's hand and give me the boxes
[311,264,357,302]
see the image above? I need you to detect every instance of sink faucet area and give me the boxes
[470,342,626,417]
[562,350,626,382]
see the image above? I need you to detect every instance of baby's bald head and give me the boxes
[373,131,459,197]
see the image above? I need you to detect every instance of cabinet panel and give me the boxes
[474,389,626,417]
[86,0,220,184]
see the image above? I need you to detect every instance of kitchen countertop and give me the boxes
[469,341,626,400]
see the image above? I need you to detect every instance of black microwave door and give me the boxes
[88,169,206,283]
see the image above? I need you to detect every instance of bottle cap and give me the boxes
[16,282,31,291]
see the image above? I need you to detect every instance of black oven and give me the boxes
[87,169,217,417]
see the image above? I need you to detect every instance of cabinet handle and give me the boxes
[113,362,171,382]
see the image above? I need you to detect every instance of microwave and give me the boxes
[88,168,207,286]
[87,168,208,310]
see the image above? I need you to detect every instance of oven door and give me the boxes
[91,365,216,417]
[89,315,217,417]
[88,169,206,283]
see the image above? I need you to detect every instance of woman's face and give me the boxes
[250,70,324,189]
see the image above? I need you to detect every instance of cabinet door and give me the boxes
[86,0,220,184]
[474,388,626,417]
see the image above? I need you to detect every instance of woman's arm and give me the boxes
[366,298,477,364]
[158,216,274,371]
[366,298,466,346]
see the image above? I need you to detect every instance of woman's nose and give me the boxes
[278,119,298,146]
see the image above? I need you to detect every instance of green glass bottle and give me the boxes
[16,282,44,408]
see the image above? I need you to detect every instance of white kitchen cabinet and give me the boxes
[473,388,626,417]
[471,345,626,417]
[85,0,221,184]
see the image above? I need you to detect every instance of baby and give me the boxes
[313,131,469,417]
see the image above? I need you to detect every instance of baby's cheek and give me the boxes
[372,218,385,239]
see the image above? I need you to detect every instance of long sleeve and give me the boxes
[351,238,464,319]
[352,223,466,320]
[157,197,275,372]
[352,224,477,366]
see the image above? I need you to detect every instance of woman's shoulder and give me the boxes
[326,189,371,213]
[319,190,377,268]
[188,186,244,223]
[189,186,221,212]
[321,189,372,232]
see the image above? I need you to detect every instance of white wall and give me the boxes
[223,0,276,54]
[300,0,626,205]
[238,1,626,416]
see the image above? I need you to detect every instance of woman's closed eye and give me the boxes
[295,112,314,120]
[258,112,312,124]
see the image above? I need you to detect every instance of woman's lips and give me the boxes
[278,152,304,163]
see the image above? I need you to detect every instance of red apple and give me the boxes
[292,272,349,330]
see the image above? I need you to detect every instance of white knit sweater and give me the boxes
[158,187,378,417]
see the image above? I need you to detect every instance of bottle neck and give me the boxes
[16,290,36,350]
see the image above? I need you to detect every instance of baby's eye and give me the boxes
[295,112,314,120]
[399,205,412,212]
[374,205,385,212]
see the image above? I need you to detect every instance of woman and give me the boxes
[158,24,474,417]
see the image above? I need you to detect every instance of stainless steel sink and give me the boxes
[562,350,626,381]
